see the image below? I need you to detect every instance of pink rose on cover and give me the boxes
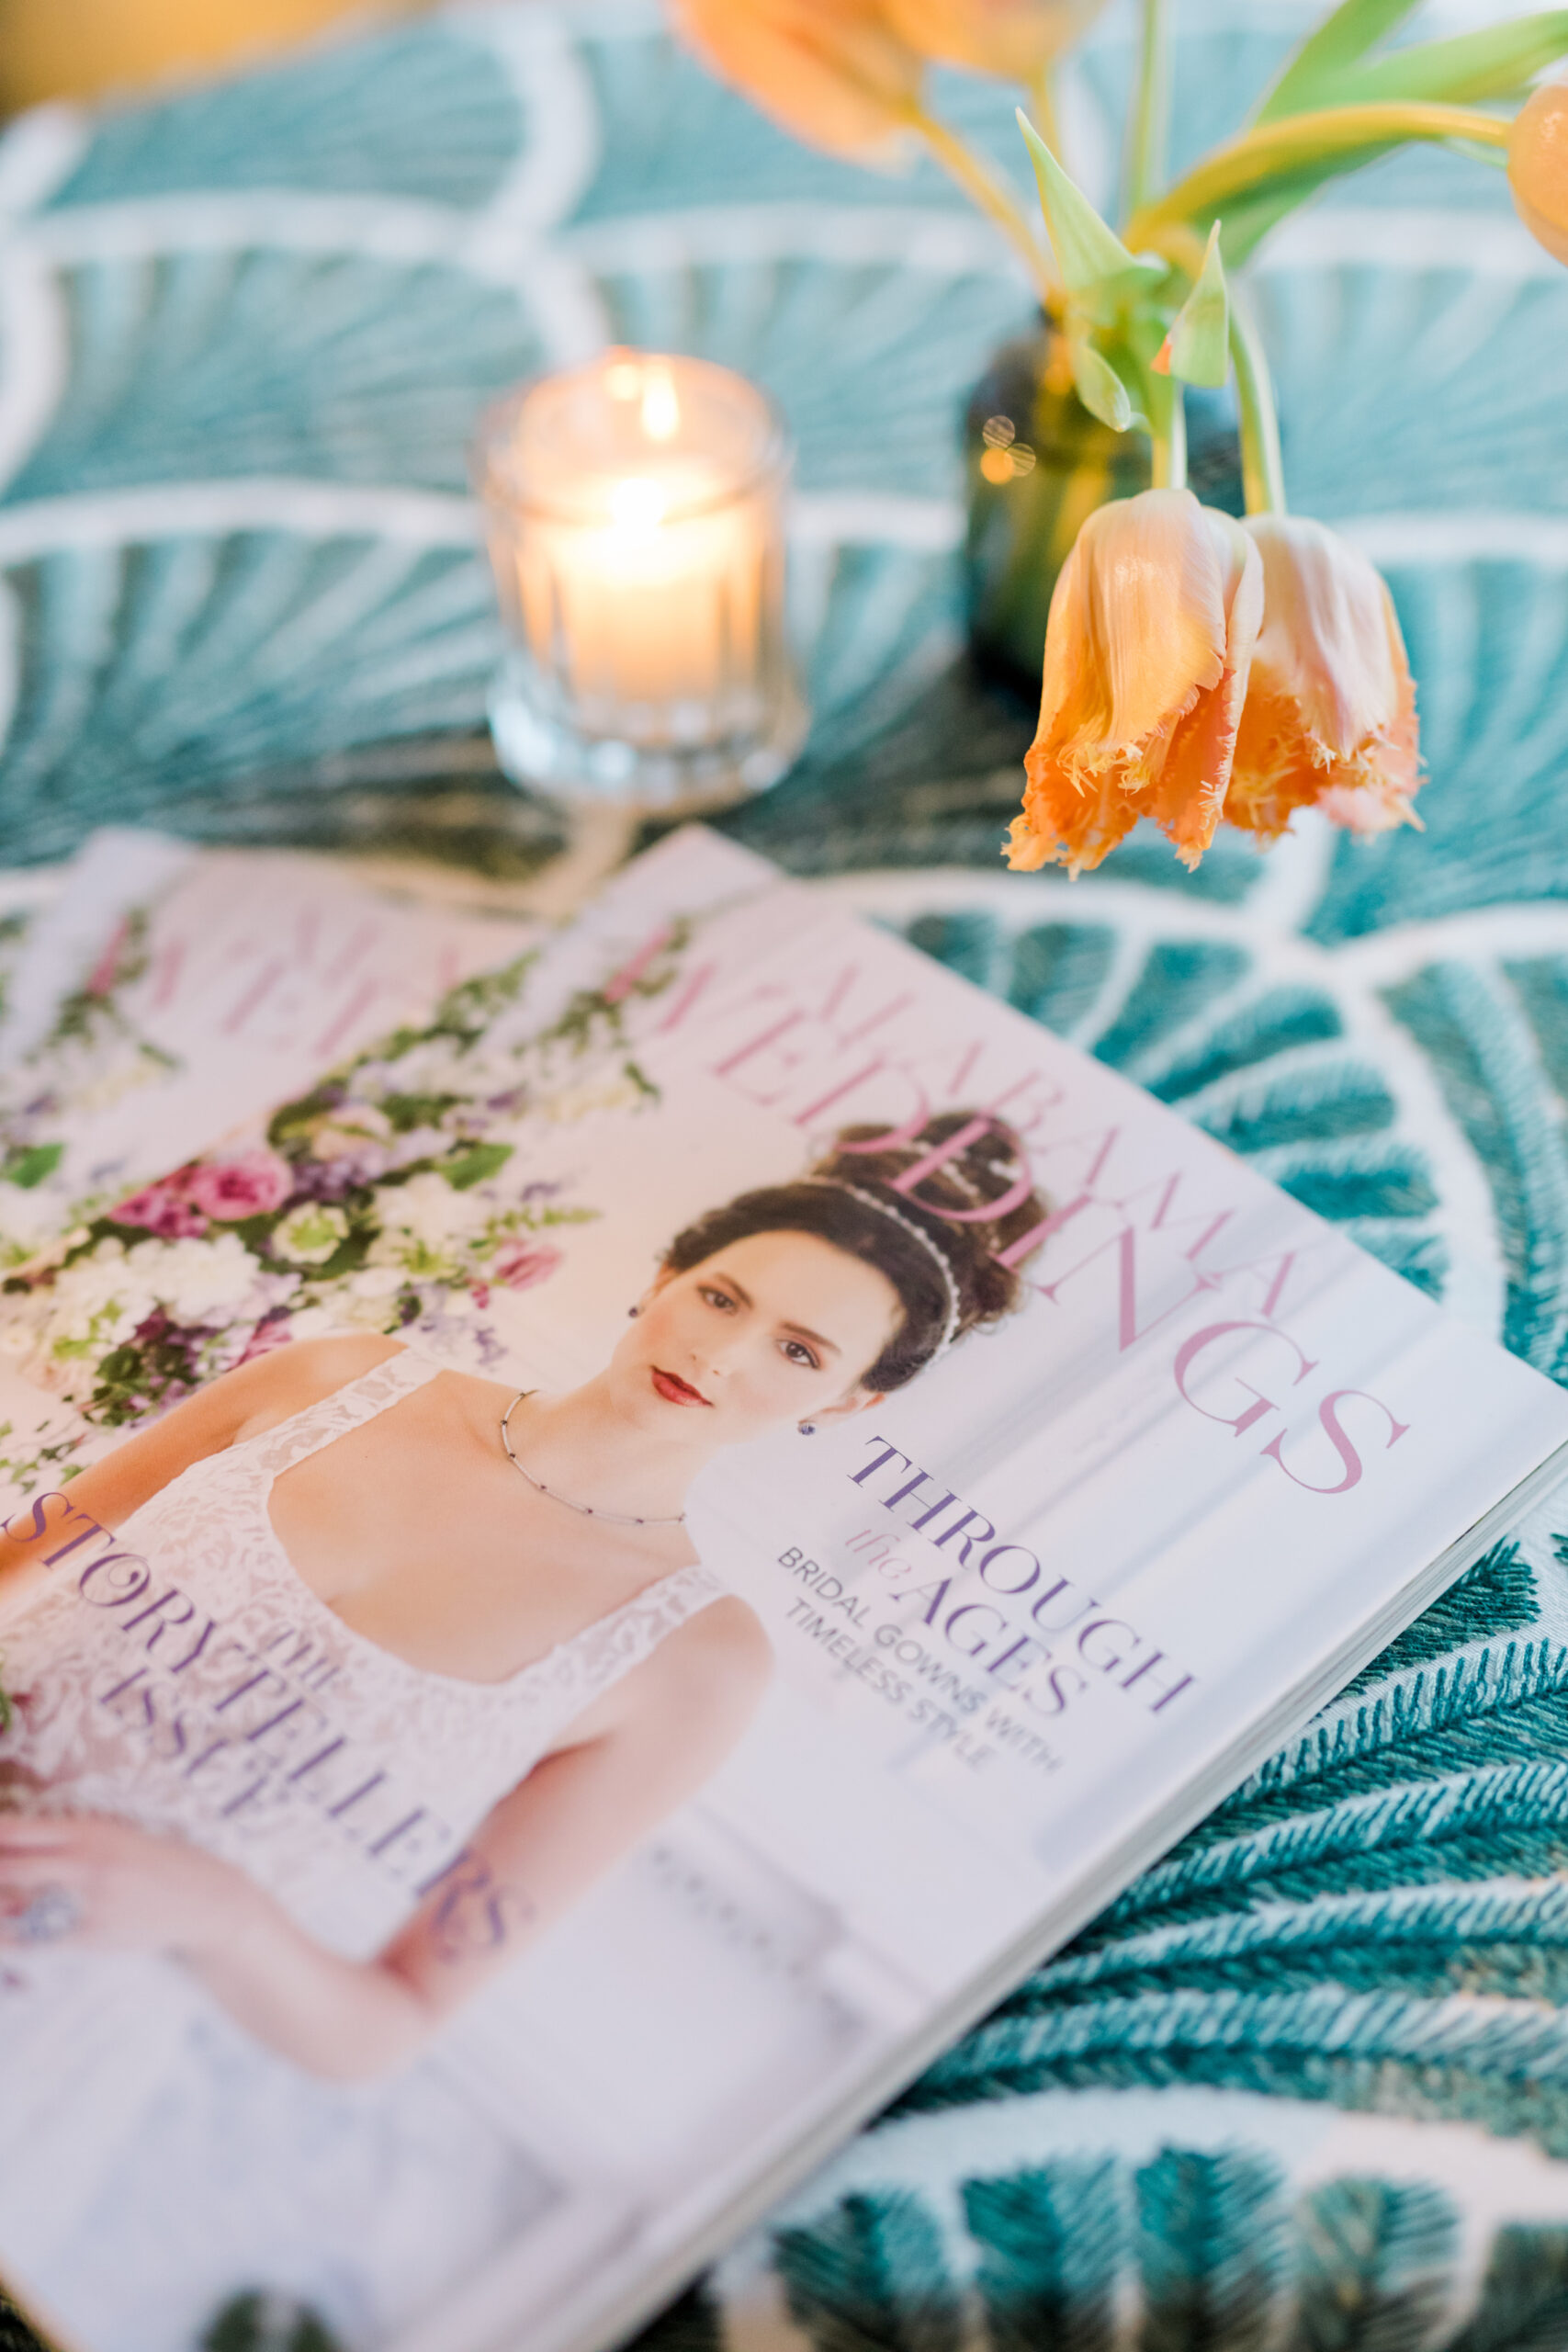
[493,1240,562,1293]
[111,1176,208,1238]
[185,1149,294,1223]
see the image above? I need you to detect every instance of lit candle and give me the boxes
[472,352,806,812]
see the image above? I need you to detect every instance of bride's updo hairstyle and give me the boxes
[661,1112,1047,1392]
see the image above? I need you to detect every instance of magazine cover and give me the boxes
[0,831,536,1272]
[1,828,1565,2352]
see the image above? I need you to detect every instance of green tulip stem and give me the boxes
[909,105,1061,301]
[1229,287,1286,515]
[1146,368,1187,492]
[1026,62,1065,167]
[1129,99,1511,243]
[1125,0,1170,220]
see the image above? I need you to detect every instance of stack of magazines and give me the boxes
[1,826,1564,2352]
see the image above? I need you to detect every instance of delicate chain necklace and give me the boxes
[499,1391,688,1529]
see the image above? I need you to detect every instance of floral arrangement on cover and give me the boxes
[672,0,1568,874]
[0,935,691,1453]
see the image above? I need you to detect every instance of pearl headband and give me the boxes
[801,1179,963,1361]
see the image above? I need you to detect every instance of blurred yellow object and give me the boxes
[0,0,423,111]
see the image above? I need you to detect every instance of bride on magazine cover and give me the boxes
[0,1114,1043,2348]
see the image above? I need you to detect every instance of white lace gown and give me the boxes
[0,1347,724,2351]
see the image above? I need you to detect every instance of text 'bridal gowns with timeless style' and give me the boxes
[0,1346,725,2352]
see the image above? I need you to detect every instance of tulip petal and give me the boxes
[1515,187,1568,266]
[1007,491,1260,876]
[671,0,922,161]
[1089,492,1228,746]
[1227,517,1422,842]
[1242,515,1389,750]
[885,0,1105,81]
[1149,515,1265,865]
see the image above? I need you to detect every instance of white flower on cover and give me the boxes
[43,1238,154,1332]
[304,1104,393,1167]
[126,1232,266,1324]
[7,1238,156,1389]
[280,1306,340,1342]
[539,1072,649,1125]
[360,1039,466,1100]
[362,1170,499,1286]
[272,1203,350,1265]
[331,1102,392,1138]
[330,1283,412,1332]
[0,1184,67,1261]
[373,1171,480,1250]
[346,1265,407,1298]
[365,1229,453,1282]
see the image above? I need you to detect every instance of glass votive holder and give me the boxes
[471,351,808,816]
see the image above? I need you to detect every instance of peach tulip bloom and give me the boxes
[1006,489,1264,876]
[1226,516,1421,843]
[670,0,923,160]
[882,0,1103,80]
[1509,82,1568,266]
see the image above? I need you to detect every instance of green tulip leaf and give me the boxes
[1324,15,1568,109]
[1205,118,1508,265]
[1258,2,1568,119]
[1191,141,1423,264]
[1068,334,1142,433]
[1159,222,1230,387]
[1017,110,1166,311]
[1256,0,1422,121]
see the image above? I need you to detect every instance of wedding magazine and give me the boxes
[2,825,1566,2352]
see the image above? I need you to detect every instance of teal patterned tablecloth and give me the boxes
[7,4,1568,2346]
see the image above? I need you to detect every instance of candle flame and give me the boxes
[641,366,681,443]
[610,476,669,532]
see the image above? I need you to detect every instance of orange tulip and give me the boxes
[1006,489,1264,876]
[1225,516,1421,843]
[669,0,923,161]
[1509,82,1568,266]
[882,0,1103,81]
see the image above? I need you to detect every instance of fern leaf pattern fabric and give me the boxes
[5,4,1568,2346]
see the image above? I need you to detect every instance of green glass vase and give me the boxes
[964,318,1246,695]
